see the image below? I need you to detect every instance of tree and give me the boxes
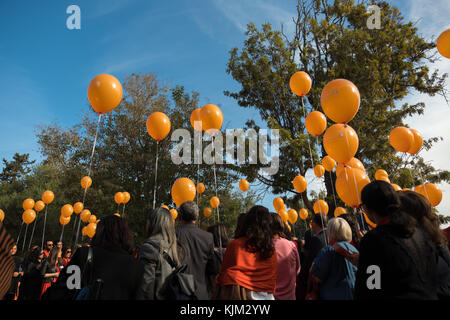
[225,0,449,215]
[1,153,35,183]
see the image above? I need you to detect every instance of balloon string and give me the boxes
[122,203,126,218]
[329,171,338,210]
[153,141,159,210]
[22,224,29,253]
[74,114,103,247]
[28,213,39,250]
[16,222,24,245]
[59,225,65,242]
[301,97,328,245]
[197,163,200,228]
[40,206,48,250]
[407,166,415,189]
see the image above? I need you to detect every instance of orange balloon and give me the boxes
[407,129,423,155]
[22,209,36,224]
[322,156,336,172]
[323,124,359,163]
[203,207,212,218]
[161,205,170,210]
[239,179,249,192]
[389,126,414,153]
[61,204,74,218]
[210,196,220,209]
[374,169,389,181]
[320,79,360,123]
[23,199,35,211]
[273,197,285,212]
[42,190,54,205]
[200,104,223,135]
[287,209,298,224]
[122,192,131,204]
[82,226,88,236]
[146,112,171,141]
[73,202,84,214]
[313,200,329,214]
[336,167,371,208]
[190,108,202,131]
[196,183,205,194]
[336,157,365,177]
[170,209,178,220]
[88,74,123,114]
[293,175,307,193]
[305,111,327,136]
[88,215,97,224]
[314,164,325,178]
[34,200,45,212]
[299,208,309,220]
[81,176,92,189]
[289,71,312,96]
[334,207,347,217]
[0,209,4,222]
[361,210,377,229]
[171,178,196,207]
[391,184,401,191]
[85,223,97,238]
[114,213,121,217]
[80,209,91,223]
[278,209,289,223]
[114,192,124,204]
[437,29,450,59]
[415,183,442,207]
[59,215,71,226]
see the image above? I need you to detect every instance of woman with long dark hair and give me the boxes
[215,205,277,300]
[355,180,438,299]
[43,215,143,300]
[40,247,60,299]
[137,207,181,300]
[399,190,450,299]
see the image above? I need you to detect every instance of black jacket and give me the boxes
[44,243,144,300]
[355,225,438,300]
[175,223,215,300]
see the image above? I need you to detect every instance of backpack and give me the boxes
[75,247,104,300]
[157,250,197,300]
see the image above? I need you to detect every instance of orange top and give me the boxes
[216,237,277,293]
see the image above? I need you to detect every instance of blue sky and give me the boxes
[0,0,449,218]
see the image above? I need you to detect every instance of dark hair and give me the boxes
[361,180,416,236]
[312,213,328,229]
[91,214,135,254]
[146,207,180,266]
[47,247,60,267]
[242,205,274,260]
[207,223,229,248]
[271,212,286,237]
[340,213,361,249]
[234,213,247,239]
[179,201,199,222]
[399,190,448,248]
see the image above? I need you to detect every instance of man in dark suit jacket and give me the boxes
[176,201,215,300]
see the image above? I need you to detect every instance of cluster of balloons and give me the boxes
[21,191,54,225]
[389,126,422,155]
[80,207,98,239]
[272,197,308,227]
[190,104,224,135]
[114,192,131,205]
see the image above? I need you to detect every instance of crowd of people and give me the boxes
[1,180,450,300]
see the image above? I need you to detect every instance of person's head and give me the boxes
[340,214,361,249]
[146,207,180,265]
[56,241,63,249]
[399,190,448,248]
[234,213,247,239]
[91,214,135,255]
[270,212,286,238]
[45,240,54,252]
[63,248,72,258]
[327,218,353,243]
[48,247,60,267]
[178,201,199,224]
[206,223,229,248]
[242,205,274,260]
[361,180,416,236]
[311,213,328,234]
[9,244,17,256]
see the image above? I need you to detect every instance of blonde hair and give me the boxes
[328,218,352,242]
